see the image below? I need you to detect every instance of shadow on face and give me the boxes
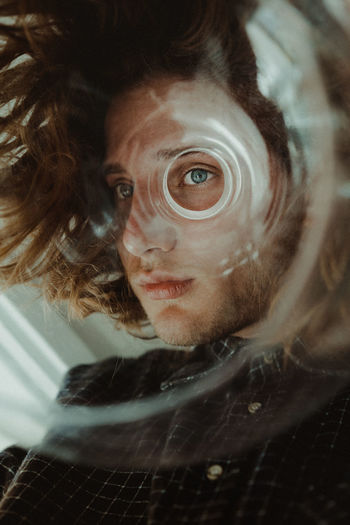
[104,75,296,345]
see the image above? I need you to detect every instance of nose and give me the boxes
[120,192,177,257]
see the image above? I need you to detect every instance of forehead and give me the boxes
[105,76,186,147]
[104,75,268,171]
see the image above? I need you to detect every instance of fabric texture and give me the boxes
[1,337,350,524]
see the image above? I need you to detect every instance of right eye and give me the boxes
[114,182,134,201]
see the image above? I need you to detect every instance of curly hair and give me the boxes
[1,0,346,341]
[0,0,291,327]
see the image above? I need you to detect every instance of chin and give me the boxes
[149,304,237,346]
[155,328,211,347]
[154,326,204,346]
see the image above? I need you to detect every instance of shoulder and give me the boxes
[0,446,27,497]
[57,347,190,406]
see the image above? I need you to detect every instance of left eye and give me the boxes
[184,169,213,185]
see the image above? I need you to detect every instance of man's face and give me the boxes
[104,76,283,345]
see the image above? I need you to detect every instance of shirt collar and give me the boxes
[160,335,247,391]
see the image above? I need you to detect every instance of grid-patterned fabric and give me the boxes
[1,337,350,524]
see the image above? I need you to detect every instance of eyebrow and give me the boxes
[156,146,197,161]
[102,146,200,178]
[102,162,126,178]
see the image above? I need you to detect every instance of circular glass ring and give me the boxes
[163,147,237,220]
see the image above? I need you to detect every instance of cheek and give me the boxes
[116,239,136,274]
[175,207,268,279]
[178,211,260,255]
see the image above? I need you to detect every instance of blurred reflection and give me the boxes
[0,4,349,522]
[105,75,292,345]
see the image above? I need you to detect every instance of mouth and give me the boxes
[136,272,194,300]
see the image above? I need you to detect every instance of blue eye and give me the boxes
[115,183,133,200]
[184,169,210,185]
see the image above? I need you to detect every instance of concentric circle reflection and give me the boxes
[163,148,239,220]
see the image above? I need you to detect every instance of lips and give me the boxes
[135,272,194,300]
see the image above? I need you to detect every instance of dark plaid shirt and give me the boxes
[1,337,350,524]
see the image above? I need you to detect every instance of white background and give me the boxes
[0,285,177,450]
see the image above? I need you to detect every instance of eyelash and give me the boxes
[110,164,220,202]
[181,168,216,187]
[113,182,134,201]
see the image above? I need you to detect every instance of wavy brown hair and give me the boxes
[0,0,293,327]
[2,0,343,339]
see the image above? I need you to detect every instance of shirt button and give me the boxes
[207,464,223,480]
[248,401,262,414]
[263,352,274,364]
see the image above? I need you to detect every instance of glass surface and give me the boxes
[164,148,231,217]
[0,0,349,468]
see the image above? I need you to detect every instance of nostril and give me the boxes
[121,217,177,256]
